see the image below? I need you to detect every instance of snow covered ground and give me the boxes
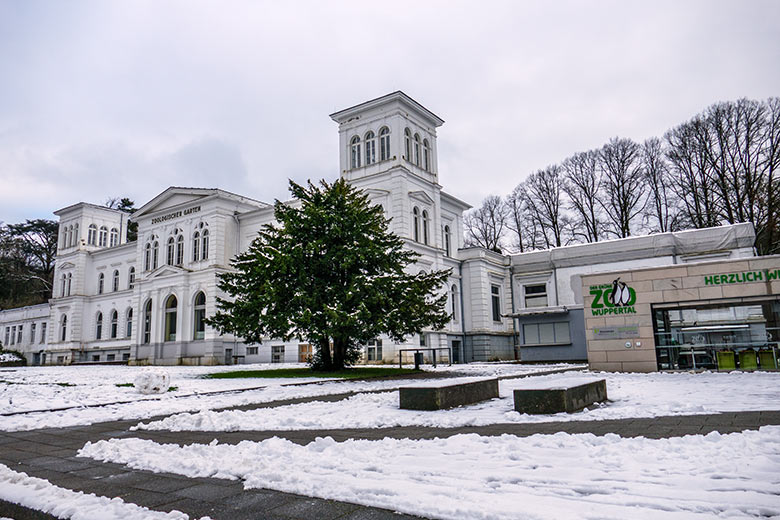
[134,370,780,432]
[0,362,570,431]
[79,427,780,520]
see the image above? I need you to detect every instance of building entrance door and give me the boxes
[224,348,233,365]
[452,340,461,364]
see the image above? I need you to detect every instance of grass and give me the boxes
[202,367,421,380]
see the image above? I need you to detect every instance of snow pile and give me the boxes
[133,369,171,394]
[0,352,24,363]
[0,463,208,520]
[135,370,780,432]
[80,427,780,520]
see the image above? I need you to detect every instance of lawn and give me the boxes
[202,367,421,380]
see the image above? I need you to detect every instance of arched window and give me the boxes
[412,207,420,242]
[126,308,133,338]
[414,134,421,166]
[61,274,67,297]
[379,127,391,161]
[176,235,184,266]
[364,131,376,165]
[444,225,451,256]
[145,243,151,271]
[404,128,412,160]
[193,292,206,340]
[143,300,152,344]
[67,273,72,296]
[451,285,459,322]
[167,237,175,265]
[60,315,67,342]
[423,139,431,171]
[128,267,135,289]
[109,228,119,247]
[66,225,73,248]
[88,224,97,245]
[73,223,79,246]
[164,295,177,342]
[110,310,118,339]
[350,136,361,169]
[422,210,429,245]
[61,228,67,249]
[153,241,159,269]
[95,312,103,340]
[192,231,200,262]
[112,270,119,292]
[201,229,209,260]
[98,226,108,247]
[97,273,104,294]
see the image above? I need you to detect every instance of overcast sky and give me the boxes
[0,0,778,223]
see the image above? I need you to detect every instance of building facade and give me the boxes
[0,92,761,368]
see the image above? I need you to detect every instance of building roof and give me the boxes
[329,91,445,127]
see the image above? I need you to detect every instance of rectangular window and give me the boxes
[17,325,23,344]
[524,283,548,308]
[107,354,115,361]
[40,322,47,343]
[491,284,502,322]
[4,327,9,346]
[523,322,571,345]
[92,354,100,362]
[30,323,36,343]
[366,339,383,361]
[122,353,130,361]
[272,345,284,363]
[298,343,312,362]
[11,326,16,345]
[247,346,258,355]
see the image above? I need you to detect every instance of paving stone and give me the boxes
[132,475,201,493]
[343,507,422,520]
[24,455,94,472]
[270,497,361,520]
[172,482,243,502]
[155,497,223,518]
[70,464,129,479]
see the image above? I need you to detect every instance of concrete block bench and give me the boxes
[513,378,607,414]
[399,378,499,410]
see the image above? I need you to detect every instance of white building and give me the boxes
[0,92,758,366]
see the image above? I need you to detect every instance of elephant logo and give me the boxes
[608,278,632,307]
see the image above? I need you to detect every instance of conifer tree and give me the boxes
[208,179,451,371]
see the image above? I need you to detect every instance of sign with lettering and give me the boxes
[151,206,201,225]
[589,278,637,316]
[704,269,779,286]
[593,325,640,339]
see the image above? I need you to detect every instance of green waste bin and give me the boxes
[739,350,758,371]
[758,350,777,370]
[717,350,736,371]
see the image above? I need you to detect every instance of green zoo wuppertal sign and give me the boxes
[589,278,637,316]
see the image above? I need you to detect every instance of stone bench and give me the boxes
[513,378,607,414]
[399,378,499,410]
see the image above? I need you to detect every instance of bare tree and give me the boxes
[464,195,508,252]
[523,165,569,248]
[598,137,647,238]
[505,184,543,253]
[562,150,602,242]
[761,97,780,255]
[641,137,679,233]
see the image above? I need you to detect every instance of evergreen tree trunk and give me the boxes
[332,336,347,371]
[318,338,333,370]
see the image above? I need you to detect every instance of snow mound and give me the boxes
[134,369,171,394]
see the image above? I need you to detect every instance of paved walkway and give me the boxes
[1,381,779,520]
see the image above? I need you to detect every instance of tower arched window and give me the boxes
[164,295,178,342]
[126,308,133,338]
[404,128,412,161]
[73,223,79,246]
[110,309,118,339]
[193,291,206,340]
[109,228,119,247]
[66,225,73,248]
[451,284,459,322]
[176,234,184,266]
[95,312,103,340]
[61,228,67,249]
[422,210,429,245]
[350,136,361,169]
[444,225,451,256]
[67,273,72,296]
[365,131,376,165]
[192,231,200,262]
[153,241,159,269]
[412,207,420,242]
[201,229,209,260]
[112,270,119,292]
[143,300,152,344]
[414,134,421,166]
[98,226,108,247]
[88,225,97,245]
[423,139,431,171]
[145,243,151,271]
[167,237,175,265]
[61,274,67,297]
[97,273,104,294]
[60,315,67,342]
[379,127,390,161]
[128,267,135,289]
